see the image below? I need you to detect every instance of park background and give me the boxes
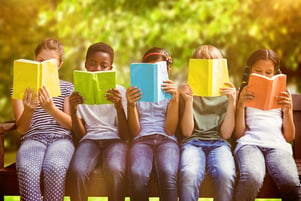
[1,0,301,200]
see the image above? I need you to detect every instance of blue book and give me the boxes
[130,61,172,102]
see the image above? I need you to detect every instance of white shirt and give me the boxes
[77,85,127,141]
[235,107,293,154]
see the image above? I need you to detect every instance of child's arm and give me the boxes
[69,92,86,139]
[179,84,194,137]
[220,83,236,139]
[12,88,38,134]
[277,91,295,142]
[106,88,129,140]
[126,87,141,137]
[162,80,179,135]
[38,86,72,130]
[234,86,255,139]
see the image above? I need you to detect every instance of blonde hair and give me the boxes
[192,45,223,59]
[34,38,64,65]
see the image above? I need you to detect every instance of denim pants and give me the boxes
[234,144,301,201]
[179,139,236,201]
[68,139,128,201]
[128,134,179,201]
[16,134,74,201]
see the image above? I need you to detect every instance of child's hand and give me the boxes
[277,91,292,112]
[162,80,178,99]
[126,87,141,106]
[220,82,236,103]
[23,88,38,111]
[237,86,255,108]
[38,86,54,112]
[69,92,84,111]
[106,88,123,108]
[179,83,192,102]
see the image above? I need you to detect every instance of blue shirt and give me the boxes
[134,99,177,142]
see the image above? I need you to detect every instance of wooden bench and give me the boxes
[0,94,300,200]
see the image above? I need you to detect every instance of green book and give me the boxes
[73,70,116,105]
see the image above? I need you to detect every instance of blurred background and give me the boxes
[1,0,301,152]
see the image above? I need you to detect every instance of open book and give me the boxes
[188,59,230,96]
[130,61,172,102]
[73,70,116,105]
[245,73,287,110]
[12,59,61,99]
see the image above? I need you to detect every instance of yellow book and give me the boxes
[188,59,230,96]
[12,59,61,99]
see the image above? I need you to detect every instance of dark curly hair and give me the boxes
[85,42,114,64]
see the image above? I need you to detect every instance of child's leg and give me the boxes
[128,138,154,201]
[207,141,236,201]
[16,139,46,201]
[68,139,100,201]
[179,140,206,201]
[43,138,74,201]
[233,145,266,201]
[103,140,128,201]
[154,137,179,201]
[266,148,301,201]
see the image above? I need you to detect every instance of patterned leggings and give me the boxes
[16,135,74,201]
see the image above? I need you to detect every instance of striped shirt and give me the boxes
[13,80,74,139]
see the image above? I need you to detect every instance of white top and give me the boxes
[77,85,127,141]
[235,107,293,155]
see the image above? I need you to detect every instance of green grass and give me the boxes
[3,197,281,201]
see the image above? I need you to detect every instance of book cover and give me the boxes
[130,61,172,102]
[12,59,61,99]
[187,59,230,96]
[245,73,287,110]
[73,70,116,105]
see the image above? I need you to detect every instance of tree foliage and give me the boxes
[1,0,301,125]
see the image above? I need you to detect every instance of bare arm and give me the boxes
[126,87,141,137]
[69,92,86,140]
[179,84,194,137]
[163,80,179,135]
[234,86,255,139]
[39,86,72,130]
[278,91,295,142]
[106,88,130,140]
[220,83,236,139]
[12,89,37,134]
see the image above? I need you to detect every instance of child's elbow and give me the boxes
[165,128,176,136]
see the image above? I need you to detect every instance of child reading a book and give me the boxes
[233,48,301,201]
[12,38,74,201]
[126,47,179,201]
[68,42,129,201]
[179,45,236,201]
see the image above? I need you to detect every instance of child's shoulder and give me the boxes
[59,80,74,95]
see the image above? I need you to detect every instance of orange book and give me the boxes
[245,73,287,110]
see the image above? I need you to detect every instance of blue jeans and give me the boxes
[180,139,236,201]
[234,145,301,201]
[128,134,179,201]
[68,139,128,201]
[16,134,74,201]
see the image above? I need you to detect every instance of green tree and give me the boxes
[1,0,301,149]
